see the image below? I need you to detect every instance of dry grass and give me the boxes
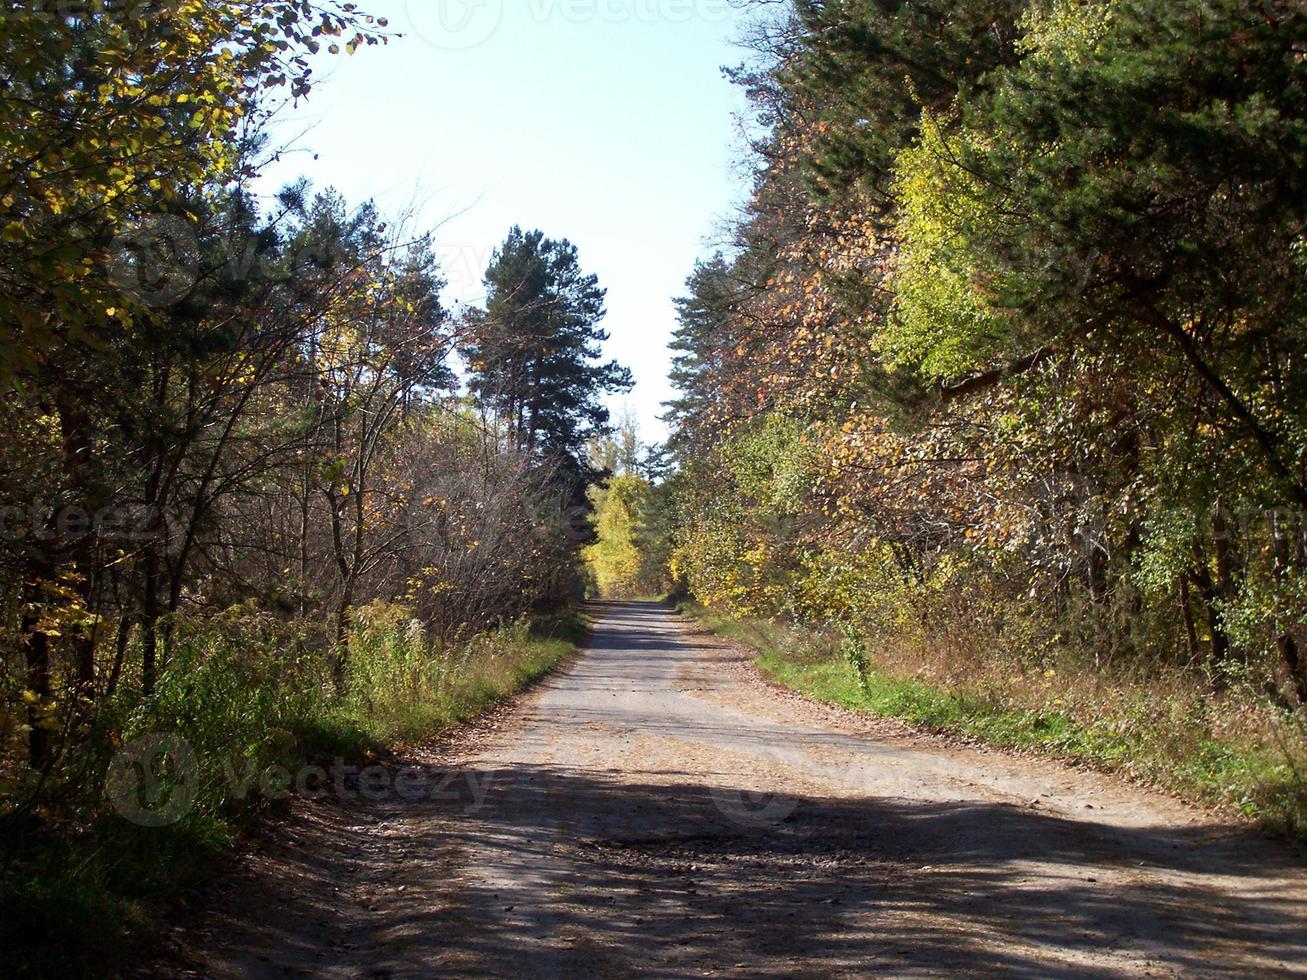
[683,601,1307,838]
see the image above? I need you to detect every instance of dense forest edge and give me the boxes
[1,4,623,973]
[587,0,1307,843]
[7,0,1307,974]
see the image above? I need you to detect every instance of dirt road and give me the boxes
[189,601,1307,977]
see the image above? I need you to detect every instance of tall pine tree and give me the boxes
[663,254,743,462]
[464,226,632,484]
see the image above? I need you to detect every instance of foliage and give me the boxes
[585,475,651,598]
[665,0,1307,833]
[0,602,586,977]
[0,13,623,975]
[463,226,634,488]
[0,0,389,382]
[582,416,676,599]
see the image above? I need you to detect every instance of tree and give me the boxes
[786,0,1026,206]
[666,0,1307,703]
[588,410,645,478]
[463,226,632,485]
[889,0,1307,690]
[663,255,743,460]
[288,195,455,662]
[0,0,388,383]
[585,474,651,598]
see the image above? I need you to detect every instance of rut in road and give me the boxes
[190,601,1307,978]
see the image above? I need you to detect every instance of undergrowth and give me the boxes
[678,600,1307,841]
[0,602,587,978]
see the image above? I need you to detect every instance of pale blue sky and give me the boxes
[256,0,756,444]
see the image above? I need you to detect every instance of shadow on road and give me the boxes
[187,600,1307,977]
[196,760,1307,978]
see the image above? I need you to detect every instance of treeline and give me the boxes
[582,416,673,599]
[0,0,627,888]
[665,0,1307,718]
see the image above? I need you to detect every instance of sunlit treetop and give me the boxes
[0,0,390,382]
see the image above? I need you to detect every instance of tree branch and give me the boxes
[939,345,1056,401]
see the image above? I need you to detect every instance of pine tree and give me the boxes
[464,227,632,483]
[663,254,741,460]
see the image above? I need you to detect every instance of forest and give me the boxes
[591,0,1307,833]
[0,3,633,967]
[5,0,1307,974]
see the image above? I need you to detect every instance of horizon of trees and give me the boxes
[660,0,1307,710]
[0,5,631,824]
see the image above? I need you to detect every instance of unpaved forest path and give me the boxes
[184,601,1307,977]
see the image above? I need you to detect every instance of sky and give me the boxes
[255,0,758,444]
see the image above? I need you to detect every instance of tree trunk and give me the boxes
[21,560,54,770]
[1179,574,1200,668]
[1270,512,1307,703]
[1210,503,1248,674]
[141,544,161,695]
[57,390,99,693]
[1190,546,1232,689]
[333,584,354,690]
[105,614,132,699]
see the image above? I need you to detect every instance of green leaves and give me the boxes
[889,123,1017,384]
[0,1,388,384]
[669,0,1307,702]
[463,226,633,481]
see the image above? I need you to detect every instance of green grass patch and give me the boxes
[755,643,1129,755]
[683,602,1307,840]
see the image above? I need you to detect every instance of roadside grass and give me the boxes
[329,602,588,748]
[678,600,1307,840]
[0,604,588,979]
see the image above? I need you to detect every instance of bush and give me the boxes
[0,602,585,978]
